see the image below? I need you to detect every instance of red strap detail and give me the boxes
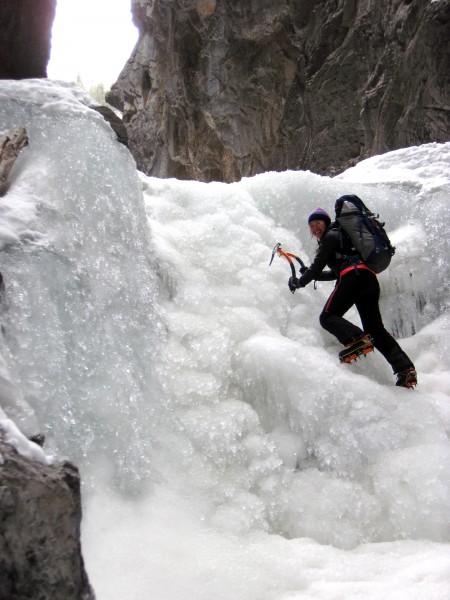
[324,264,376,314]
[324,285,338,313]
[340,264,376,278]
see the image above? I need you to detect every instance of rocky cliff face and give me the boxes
[107,0,450,182]
[0,435,94,600]
[0,0,56,79]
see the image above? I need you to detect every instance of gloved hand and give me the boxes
[288,276,300,293]
[299,266,308,274]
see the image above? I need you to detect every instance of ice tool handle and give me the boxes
[269,243,306,294]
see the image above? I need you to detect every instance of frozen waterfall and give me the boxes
[0,80,449,600]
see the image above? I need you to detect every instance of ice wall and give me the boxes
[140,160,450,548]
[0,80,165,488]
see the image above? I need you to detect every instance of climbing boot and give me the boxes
[339,335,374,364]
[395,368,418,389]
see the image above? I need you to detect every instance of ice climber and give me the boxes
[288,207,417,388]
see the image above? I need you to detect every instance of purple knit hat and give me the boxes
[307,207,331,226]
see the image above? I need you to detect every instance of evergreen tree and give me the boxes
[88,83,107,105]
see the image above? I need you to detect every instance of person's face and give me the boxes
[309,219,327,240]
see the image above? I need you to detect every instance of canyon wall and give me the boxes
[107,0,450,181]
[0,0,56,79]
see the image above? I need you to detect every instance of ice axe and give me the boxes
[269,243,307,294]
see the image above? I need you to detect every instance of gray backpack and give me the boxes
[335,195,395,274]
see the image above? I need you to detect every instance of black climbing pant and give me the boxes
[319,268,414,374]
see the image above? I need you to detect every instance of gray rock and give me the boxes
[0,0,56,79]
[91,105,129,147]
[107,0,450,181]
[0,125,29,196]
[0,435,95,600]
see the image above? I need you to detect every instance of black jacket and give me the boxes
[298,225,361,287]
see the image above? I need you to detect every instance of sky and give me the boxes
[47,0,139,87]
[0,79,449,600]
